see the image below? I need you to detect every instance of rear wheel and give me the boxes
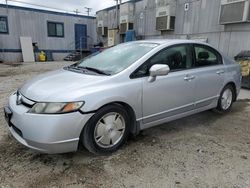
[216,85,235,113]
[81,104,130,155]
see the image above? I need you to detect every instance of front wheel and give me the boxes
[81,104,130,155]
[216,85,235,113]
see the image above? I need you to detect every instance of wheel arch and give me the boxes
[81,101,140,136]
[224,82,237,101]
[98,101,139,136]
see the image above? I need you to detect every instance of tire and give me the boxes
[216,85,235,113]
[81,104,130,155]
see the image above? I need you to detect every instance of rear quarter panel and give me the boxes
[223,56,242,96]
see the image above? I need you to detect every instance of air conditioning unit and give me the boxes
[120,22,134,34]
[96,11,108,36]
[219,0,250,24]
[156,16,175,31]
[155,0,176,31]
[119,2,134,34]
[97,27,108,37]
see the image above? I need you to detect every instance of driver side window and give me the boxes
[131,44,192,78]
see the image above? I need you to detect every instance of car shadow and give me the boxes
[126,99,250,146]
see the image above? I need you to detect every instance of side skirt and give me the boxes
[139,102,217,130]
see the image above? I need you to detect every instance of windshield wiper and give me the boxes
[65,65,111,76]
[64,65,82,71]
[80,66,111,76]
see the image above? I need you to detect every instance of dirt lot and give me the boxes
[0,62,250,188]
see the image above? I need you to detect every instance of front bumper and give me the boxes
[4,93,94,154]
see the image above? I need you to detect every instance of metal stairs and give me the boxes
[64,51,82,61]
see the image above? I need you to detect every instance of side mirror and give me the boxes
[148,64,170,82]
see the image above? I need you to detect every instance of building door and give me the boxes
[75,24,87,50]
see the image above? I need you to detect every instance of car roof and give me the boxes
[134,39,207,46]
[131,39,220,52]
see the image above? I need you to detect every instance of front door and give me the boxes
[75,24,87,50]
[139,44,195,126]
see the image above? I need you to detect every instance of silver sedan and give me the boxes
[4,40,242,154]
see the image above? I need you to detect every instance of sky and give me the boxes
[0,0,129,16]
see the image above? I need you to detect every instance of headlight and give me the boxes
[29,102,84,114]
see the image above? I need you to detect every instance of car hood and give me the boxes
[20,69,110,102]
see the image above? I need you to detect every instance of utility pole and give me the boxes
[5,0,8,13]
[84,7,92,16]
[114,0,119,29]
[73,9,79,15]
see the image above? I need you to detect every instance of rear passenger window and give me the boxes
[194,45,222,67]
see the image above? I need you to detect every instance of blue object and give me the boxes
[125,30,136,42]
[91,47,101,54]
[75,24,87,50]
[44,51,54,61]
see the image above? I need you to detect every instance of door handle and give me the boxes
[184,75,195,81]
[216,70,225,75]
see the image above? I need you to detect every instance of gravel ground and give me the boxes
[0,62,250,188]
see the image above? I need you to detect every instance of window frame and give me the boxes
[130,43,194,79]
[47,21,64,38]
[0,16,9,34]
[192,44,223,68]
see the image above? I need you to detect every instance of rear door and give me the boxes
[192,44,225,108]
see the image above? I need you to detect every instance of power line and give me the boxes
[7,0,71,13]
[4,0,94,16]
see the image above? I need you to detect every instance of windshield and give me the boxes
[75,42,159,75]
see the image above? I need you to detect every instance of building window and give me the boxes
[47,21,64,37]
[0,16,9,34]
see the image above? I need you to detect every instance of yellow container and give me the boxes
[38,51,46,62]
